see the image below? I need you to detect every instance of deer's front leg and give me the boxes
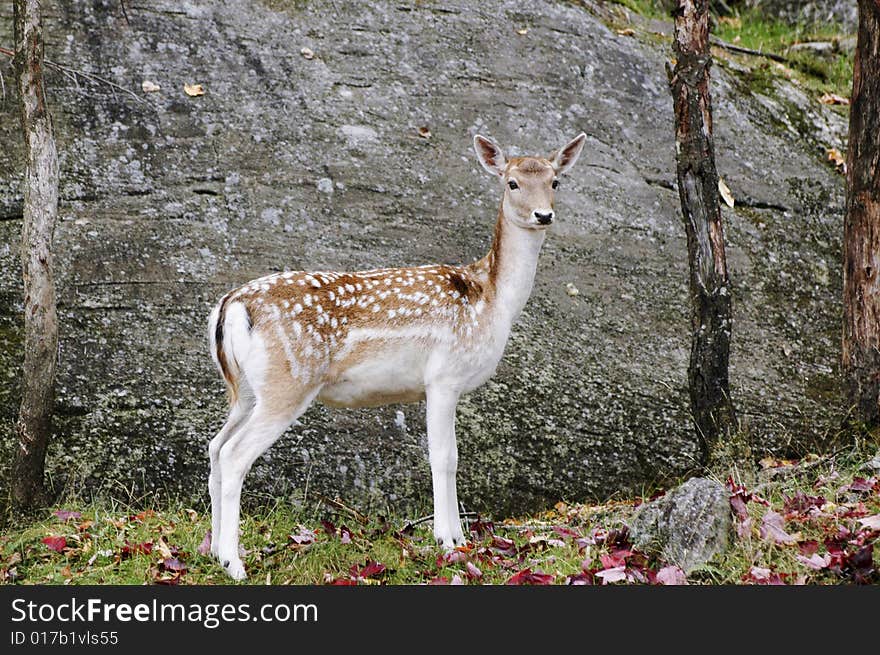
[426,386,465,549]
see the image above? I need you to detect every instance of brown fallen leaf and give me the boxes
[60,566,73,578]
[141,80,161,93]
[819,92,849,105]
[417,126,431,139]
[155,537,173,560]
[616,28,636,37]
[183,83,205,97]
[718,177,735,208]
[185,508,199,523]
[827,147,846,173]
[300,47,315,60]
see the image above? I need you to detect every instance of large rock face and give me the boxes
[0,0,847,515]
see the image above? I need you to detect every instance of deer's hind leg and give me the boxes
[208,387,255,559]
[215,381,320,581]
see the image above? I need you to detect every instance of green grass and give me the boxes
[603,1,855,98]
[1,449,877,585]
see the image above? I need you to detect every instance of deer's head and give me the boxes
[474,133,586,229]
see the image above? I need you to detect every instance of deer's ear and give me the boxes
[550,133,587,175]
[474,135,507,177]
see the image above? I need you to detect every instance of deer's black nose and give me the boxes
[534,211,554,225]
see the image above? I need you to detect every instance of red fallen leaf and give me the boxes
[553,525,581,540]
[844,477,877,493]
[42,536,67,553]
[197,531,212,556]
[600,550,630,569]
[350,560,386,579]
[797,553,831,570]
[506,568,554,585]
[656,565,688,585]
[121,540,153,558]
[465,561,483,580]
[327,577,358,586]
[595,566,627,584]
[760,510,798,545]
[783,492,826,516]
[162,557,187,573]
[490,536,517,555]
[587,527,608,545]
[436,550,468,567]
[339,525,352,544]
[130,510,155,523]
[798,539,819,556]
[606,528,631,550]
[566,571,594,585]
[53,509,82,521]
[744,566,786,585]
[845,544,875,584]
[468,517,494,539]
[427,576,450,585]
[320,519,336,536]
[730,493,749,520]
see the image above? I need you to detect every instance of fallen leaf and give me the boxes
[300,47,315,60]
[183,83,204,97]
[53,509,82,521]
[42,536,67,553]
[656,565,688,585]
[797,553,830,570]
[798,539,819,556]
[718,177,735,208]
[155,538,173,560]
[76,520,93,532]
[417,126,431,139]
[340,525,352,544]
[760,510,799,545]
[162,557,187,573]
[859,514,880,531]
[465,561,483,580]
[197,531,212,556]
[506,568,554,585]
[595,566,627,584]
[121,541,153,558]
[844,477,877,493]
[289,526,316,546]
[826,147,846,173]
[350,560,386,580]
[141,80,161,93]
[185,509,199,523]
[565,282,580,297]
[516,28,528,35]
[617,28,636,37]
[819,92,849,105]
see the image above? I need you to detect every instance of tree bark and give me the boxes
[12,0,59,509]
[843,0,880,428]
[670,0,737,465]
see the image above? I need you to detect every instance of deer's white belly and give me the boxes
[318,339,430,408]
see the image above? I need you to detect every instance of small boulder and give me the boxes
[629,477,732,573]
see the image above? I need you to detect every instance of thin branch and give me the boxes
[401,511,479,532]
[709,36,789,63]
[0,45,148,105]
[313,493,370,525]
[119,0,131,26]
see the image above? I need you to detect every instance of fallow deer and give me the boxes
[207,132,586,579]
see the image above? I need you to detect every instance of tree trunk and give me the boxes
[843,0,880,429]
[670,0,737,465]
[11,0,59,509]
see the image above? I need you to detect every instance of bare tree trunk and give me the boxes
[11,0,59,509]
[843,0,880,429]
[670,0,738,466]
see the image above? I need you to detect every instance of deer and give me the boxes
[206,132,586,579]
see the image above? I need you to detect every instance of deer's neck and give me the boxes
[478,200,546,325]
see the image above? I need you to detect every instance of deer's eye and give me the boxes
[508,180,519,191]
[552,179,559,190]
